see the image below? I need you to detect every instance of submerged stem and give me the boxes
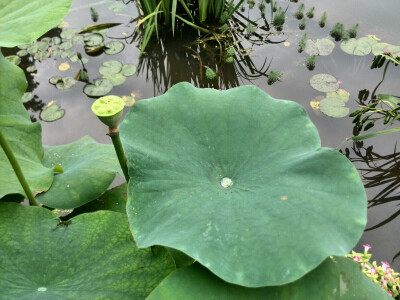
[0,130,38,206]
[108,126,129,182]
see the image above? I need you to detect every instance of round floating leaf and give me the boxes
[326,89,350,102]
[84,33,104,47]
[310,73,339,92]
[319,97,349,118]
[147,258,391,299]
[34,50,50,61]
[359,36,378,47]
[83,78,113,97]
[99,60,123,75]
[120,82,367,287]
[340,38,371,56]
[104,41,125,54]
[21,92,33,103]
[51,36,61,45]
[0,202,175,298]
[40,103,65,122]
[121,64,137,76]
[16,49,28,57]
[59,41,73,50]
[305,39,335,56]
[61,49,74,58]
[55,77,76,90]
[60,28,77,39]
[384,44,400,57]
[109,2,126,12]
[103,73,126,86]
[26,65,36,72]
[37,136,122,209]
[0,0,73,47]
[5,55,21,65]
[49,76,62,85]
[71,35,84,45]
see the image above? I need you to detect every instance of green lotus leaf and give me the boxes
[319,97,349,118]
[103,73,126,86]
[121,64,137,76]
[71,35,84,45]
[36,136,122,209]
[55,76,76,90]
[147,258,391,300]
[326,89,350,102]
[26,65,36,72]
[39,104,65,122]
[0,52,53,198]
[51,36,62,45]
[104,41,125,55]
[340,38,372,56]
[84,33,104,47]
[49,76,62,85]
[0,0,73,47]
[310,73,339,93]
[59,41,73,50]
[120,82,367,287]
[34,50,50,61]
[61,49,75,58]
[83,78,114,97]
[16,49,28,57]
[21,92,33,103]
[383,44,400,57]
[60,28,77,39]
[359,36,378,47]
[99,60,123,75]
[5,55,21,65]
[305,38,335,56]
[109,2,126,12]
[0,202,175,298]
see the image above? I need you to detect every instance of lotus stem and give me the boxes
[0,130,38,206]
[108,126,129,182]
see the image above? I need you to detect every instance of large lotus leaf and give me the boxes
[0,202,175,298]
[36,136,122,209]
[0,0,73,47]
[340,38,371,56]
[120,82,367,287]
[147,258,391,300]
[0,53,53,198]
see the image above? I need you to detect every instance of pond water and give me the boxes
[3,0,400,270]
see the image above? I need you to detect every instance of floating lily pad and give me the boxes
[37,136,122,209]
[84,33,104,47]
[120,82,366,287]
[51,36,61,45]
[383,44,400,57]
[55,77,76,90]
[104,41,125,55]
[72,35,84,45]
[21,92,33,103]
[61,49,74,58]
[326,89,350,102]
[85,44,105,55]
[34,50,50,61]
[83,78,113,97]
[103,73,126,86]
[319,97,349,118]
[305,38,335,56]
[99,60,123,75]
[60,28,77,39]
[5,55,21,65]
[147,258,391,299]
[0,202,175,299]
[340,38,371,56]
[359,36,378,47]
[310,74,339,92]
[121,64,137,76]
[26,65,36,72]
[49,76,62,85]
[59,41,73,50]
[16,49,28,57]
[109,2,126,12]
[40,103,65,122]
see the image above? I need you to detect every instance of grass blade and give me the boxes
[171,0,177,34]
[347,127,400,141]
[175,15,211,33]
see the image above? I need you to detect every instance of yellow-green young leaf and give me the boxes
[0,53,53,198]
[0,0,73,47]
[148,258,391,299]
[120,82,367,287]
[0,203,175,298]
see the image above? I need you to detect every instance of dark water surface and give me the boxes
[5,0,400,270]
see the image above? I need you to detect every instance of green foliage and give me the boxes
[348,24,359,38]
[310,73,339,92]
[306,7,315,18]
[298,33,308,53]
[273,7,286,29]
[299,18,306,30]
[330,22,346,41]
[341,38,372,56]
[319,11,327,27]
[267,70,282,84]
[119,82,367,287]
[205,67,217,80]
[305,55,316,70]
[293,3,305,20]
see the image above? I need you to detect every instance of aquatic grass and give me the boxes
[305,55,317,70]
[306,7,315,18]
[293,3,305,20]
[299,18,306,30]
[348,24,359,38]
[273,7,286,30]
[267,70,282,85]
[330,22,346,41]
[319,11,327,27]
[298,33,308,53]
